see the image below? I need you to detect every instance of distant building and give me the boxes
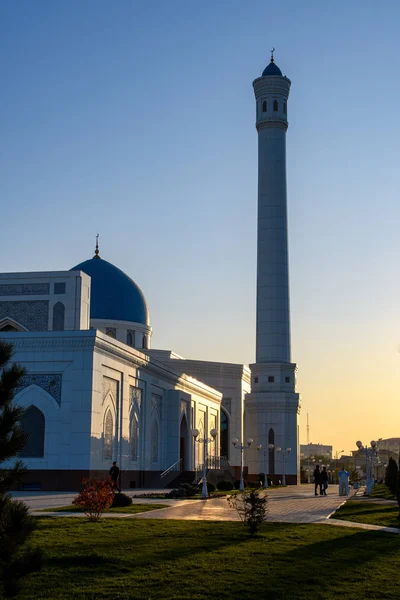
[300,443,332,460]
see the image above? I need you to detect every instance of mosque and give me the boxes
[0,54,300,490]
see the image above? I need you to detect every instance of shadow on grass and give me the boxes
[26,520,400,600]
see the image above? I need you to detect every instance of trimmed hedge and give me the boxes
[111,492,132,507]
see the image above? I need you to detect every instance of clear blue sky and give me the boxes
[2,0,400,453]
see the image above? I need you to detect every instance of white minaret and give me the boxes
[246,52,300,484]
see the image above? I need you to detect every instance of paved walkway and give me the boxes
[18,485,400,534]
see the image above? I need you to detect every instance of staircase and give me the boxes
[165,470,196,489]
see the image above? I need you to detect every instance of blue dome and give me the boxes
[262,61,282,77]
[71,257,150,325]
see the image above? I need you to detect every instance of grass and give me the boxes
[17,518,400,600]
[370,483,395,500]
[332,501,400,529]
[37,503,169,514]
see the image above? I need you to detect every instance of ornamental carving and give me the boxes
[152,393,162,416]
[103,376,118,401]
[0,283,50,296]
[0,300,49,331]
[18,373,62,405]
[129,386,142,412]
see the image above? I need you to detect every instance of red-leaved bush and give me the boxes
[72,478,114,521]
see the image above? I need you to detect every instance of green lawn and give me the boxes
[332,500,400,528]
[37,503,168,514]
[17,518,400,600]
[370,483,395,500]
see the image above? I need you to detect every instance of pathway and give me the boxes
[17,485,400,533]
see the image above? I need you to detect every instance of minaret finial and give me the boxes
[270,47,275,63]
[94,233,100,259]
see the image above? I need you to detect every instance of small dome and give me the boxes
[71,256,150,326]
[262,61,282,77]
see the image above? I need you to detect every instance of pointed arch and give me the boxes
[0,317,28,332]
[268,428,275,475]
[19,405,45,458]
[130,413,139,461]
[273,99,279,112]
[103,409,114,461]
[52,302,65,331]
[262,100,267,112]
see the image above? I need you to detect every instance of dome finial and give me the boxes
[93,233,101,259]
[270,47,275,63]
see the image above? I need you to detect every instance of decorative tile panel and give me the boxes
[0,283,49,296]
[0,300,49,331]
[129,386,142,412]
[151,393,162,416]
[103,376,118,401]
[18,373,62,405]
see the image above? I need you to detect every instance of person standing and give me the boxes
[338,467,349,496]
[321,466,328,496]
[109,461,121,493]
[313,464,323,496]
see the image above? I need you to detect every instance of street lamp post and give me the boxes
[232,437,253,491]
[276,447,291,486]
[192,427,218,499]
[356,440,378,495]
[256,443,275,488]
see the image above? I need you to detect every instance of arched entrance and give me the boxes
[180,414,189,469]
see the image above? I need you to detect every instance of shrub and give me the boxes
[228,489,268,536]
[217,480,234,491]
[206,482,215,493]
[167,484,198,499]
[73,478,114,521]
[111,492,132,508]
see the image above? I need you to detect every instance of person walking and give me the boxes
[321,466,328,495]
[109,461,121,493]
[313,464,323,496]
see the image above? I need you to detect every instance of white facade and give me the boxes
[246,57,300,483]
[1,329,222,489]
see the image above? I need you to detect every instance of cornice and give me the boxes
[94,336,222,404]
[256,121,288,132]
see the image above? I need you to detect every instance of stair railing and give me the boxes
[160,458,183,480]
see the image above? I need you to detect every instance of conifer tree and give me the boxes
[384,456,398,495]
[0,340,42,596]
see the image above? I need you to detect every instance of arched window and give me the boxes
[130,415,139,461]
[127,331,135,347]
[52,302,65,331]
[220,410,229,459]
[262,100,267,113]
[273,100,279,112]
[283,101,287,115]
[103,410,114,461]
[268,428,275,474]
[20,406,45,458]
[151,420,159,463]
